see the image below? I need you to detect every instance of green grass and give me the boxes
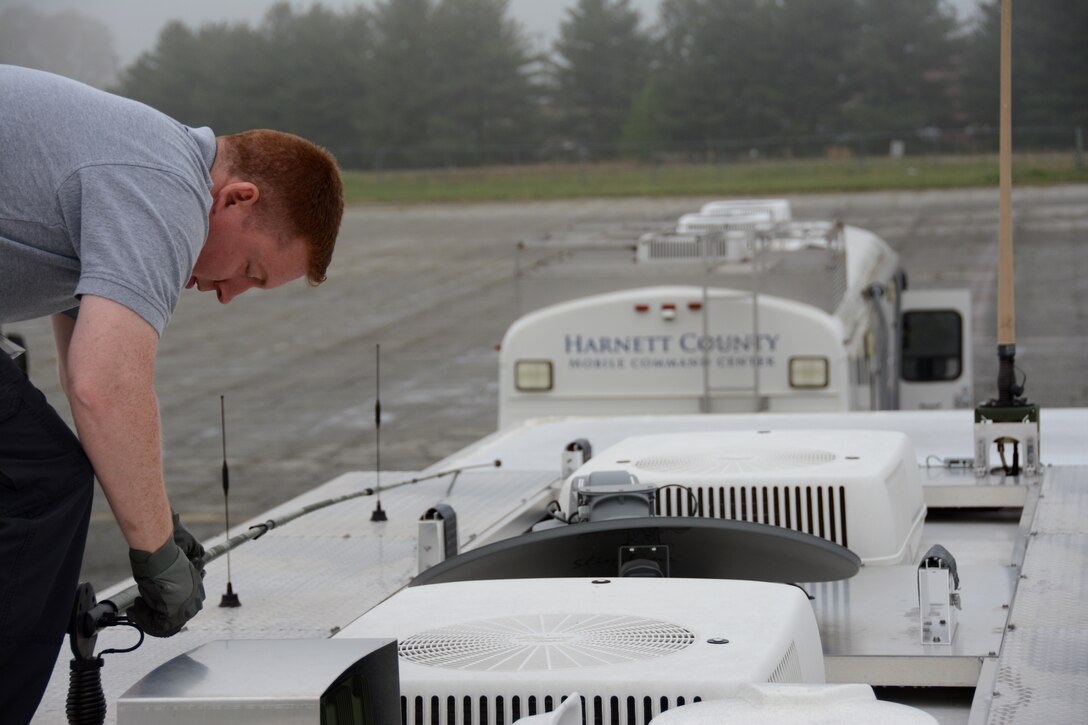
[342,153,1087,205]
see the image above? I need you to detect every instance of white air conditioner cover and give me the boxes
[649,683,938,724]
[676,212,771,232]
[337,578,824,725]
[561,430,925,566]
[700,199,792,222]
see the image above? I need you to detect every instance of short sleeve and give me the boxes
[56,164,210,335]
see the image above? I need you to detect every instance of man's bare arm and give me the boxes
[62,295,172,552]
[51,312,75,398]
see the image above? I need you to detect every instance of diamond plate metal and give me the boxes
[987,467,1088,725]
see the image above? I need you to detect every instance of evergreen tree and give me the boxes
[552,0,653,154]
[119,20,272,134]
[429,0,539,162]
[620,76,666,160]
[368,0,436,165]
[840,0,959,133]
[772,0,858,138]
[258,3,372,163]
[963,0,1088,138]
[655,0,781,149]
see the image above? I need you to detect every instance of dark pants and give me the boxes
[0,353,94,725]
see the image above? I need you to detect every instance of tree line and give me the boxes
[7,1,1085,169]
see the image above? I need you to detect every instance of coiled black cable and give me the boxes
[66,657,106,725]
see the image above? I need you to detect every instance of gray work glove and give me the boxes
[128,538,206,637]
[172,511,206,575]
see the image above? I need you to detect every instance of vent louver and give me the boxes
[767,642,802,683]
[400,692,704,725]
[655,484,848,548]
[399,614,695,672]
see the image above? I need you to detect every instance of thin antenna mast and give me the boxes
[995,0,1021,405]
[219,395,240,607]
[975,0,1038,479]
[371,344,387,521]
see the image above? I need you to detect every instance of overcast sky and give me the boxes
[3,0,981,67]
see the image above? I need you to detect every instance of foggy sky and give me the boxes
[2,0,980,67]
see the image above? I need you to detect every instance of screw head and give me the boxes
[707,638,730,645]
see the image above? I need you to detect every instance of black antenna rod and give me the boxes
[219,395,240,607]
[371,344,387,521]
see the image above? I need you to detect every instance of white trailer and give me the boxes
[502,206,972,427]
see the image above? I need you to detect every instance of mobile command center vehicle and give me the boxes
[501,199,973,427]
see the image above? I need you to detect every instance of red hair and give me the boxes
[219,130,344,284]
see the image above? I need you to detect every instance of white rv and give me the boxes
[501,202,972,427]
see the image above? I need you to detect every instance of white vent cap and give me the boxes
[649,683,937,724]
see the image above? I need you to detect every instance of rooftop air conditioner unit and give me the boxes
[676,212,772,233]
[700,199,792,222]
[635,232,751,264]
[336,577,824,725]
[560,430,925,566]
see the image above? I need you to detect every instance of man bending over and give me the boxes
[0,64,344,723]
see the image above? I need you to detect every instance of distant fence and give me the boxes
[326,126,1085,172]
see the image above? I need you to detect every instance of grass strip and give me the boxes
[342,153,1086,205]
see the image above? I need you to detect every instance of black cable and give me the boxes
[545,500,568,523]
[97,618,145,657]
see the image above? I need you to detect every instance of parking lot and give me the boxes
[6,184,1086,588]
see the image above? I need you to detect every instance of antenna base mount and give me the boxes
[219,582,241,608]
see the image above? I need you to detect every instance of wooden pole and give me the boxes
[998,0,1015,346]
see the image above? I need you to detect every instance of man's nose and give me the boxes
[216,278,256,304]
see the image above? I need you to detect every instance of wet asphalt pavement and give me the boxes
[5,185,1086,589]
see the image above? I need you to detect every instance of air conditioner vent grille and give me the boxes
[655,485,848,548]
[400,692,703,725]
[399,614,696,672]
[767,642,802,683]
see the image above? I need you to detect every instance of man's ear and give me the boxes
[216,181,260,209]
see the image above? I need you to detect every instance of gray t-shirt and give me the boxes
[0,65,216,334]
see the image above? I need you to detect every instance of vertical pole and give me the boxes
[996,0,1018,404]
[371,344,387,521]
[752,231,764,411]
[997,0,1014,349]
[700,237,711,413]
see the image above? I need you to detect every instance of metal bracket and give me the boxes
[974,404,1040,478]
[562,438,593,478]
[918,545,961,645]
[418,504,458,574]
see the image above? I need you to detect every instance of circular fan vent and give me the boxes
[634,447,836,475]
[399,613,695,671]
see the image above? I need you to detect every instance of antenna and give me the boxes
[371,344,387,521]
[219,395,241,607]
[995,0,1021,406]
[974,0,1039,478]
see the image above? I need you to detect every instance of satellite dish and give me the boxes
[412,517,860,586]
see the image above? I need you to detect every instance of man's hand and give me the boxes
[128,539,206,637]
[172,512,206,575]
